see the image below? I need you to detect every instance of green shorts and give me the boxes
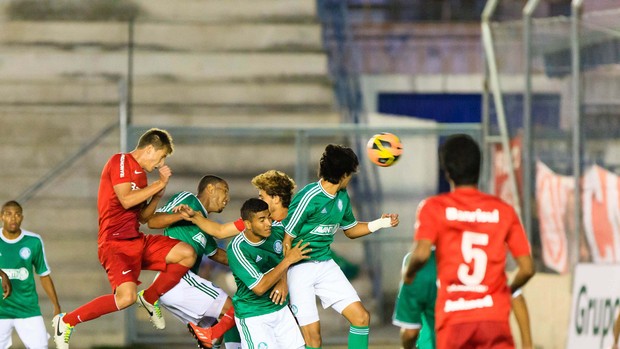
[392,251,437,349]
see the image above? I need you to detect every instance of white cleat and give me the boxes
[52,313,74,349]
[136,290,165,330]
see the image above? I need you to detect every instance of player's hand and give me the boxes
[382,213,399,227]
[284,240,311,264]
[173,204,196,219]
[158,165,172,184]
[270,279,288,305]
[1,274,11,299]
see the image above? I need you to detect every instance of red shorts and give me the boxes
[98,233,181,291]
[436,321,514,349]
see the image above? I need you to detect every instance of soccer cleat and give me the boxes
[136,290,165,330]
[52,313,74,349]
[187,322,215,349]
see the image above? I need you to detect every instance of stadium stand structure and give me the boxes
[0,0,346,347]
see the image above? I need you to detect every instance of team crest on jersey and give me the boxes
[273,240,283,254]
[258,343,268,349]
[192,233,207,248]
[338,199,343,212]
[19,247,31,260]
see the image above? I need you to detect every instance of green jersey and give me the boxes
[0,229,50,319]
[227,224,285,319]
[156,191,219,274]
[282,181,357,261]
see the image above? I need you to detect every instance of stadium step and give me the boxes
[0,21,322,52]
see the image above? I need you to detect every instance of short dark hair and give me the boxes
[318,144,359,184]
[251,170,296,208]
[197,175,226,194]
[240,198,269,221]
[439,134,481,186]
[136,128,174,155]
[1,200,22,214]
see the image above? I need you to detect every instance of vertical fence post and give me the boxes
[522,0,541,244]
[570,0,584,270]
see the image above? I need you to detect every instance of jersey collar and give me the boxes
[317,181,335,199]
[0,228,25,244]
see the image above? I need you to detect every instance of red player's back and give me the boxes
[415,187,531,329]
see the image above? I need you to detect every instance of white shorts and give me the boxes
[287,259,360,326]
[235,307,304,349]
[0,316,49,349]
[158,270,229,327]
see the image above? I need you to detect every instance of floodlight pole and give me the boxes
[522,0,541,246]
[571,0,584,270]
[482,0,523,219]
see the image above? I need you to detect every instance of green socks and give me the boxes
[348,325,369,349]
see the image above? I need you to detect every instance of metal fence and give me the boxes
[484,0,620,273]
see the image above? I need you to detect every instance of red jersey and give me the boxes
[97,153,147,244]
[414,188,530,329]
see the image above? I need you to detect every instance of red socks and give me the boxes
[62,294,119,326]
[212,307,236,339]
[143,263,190,304]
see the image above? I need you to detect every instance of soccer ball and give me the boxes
[366,132,403,167]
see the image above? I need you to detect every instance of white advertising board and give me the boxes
[567,264,620,349]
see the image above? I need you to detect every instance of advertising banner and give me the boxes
[567,264,620,349]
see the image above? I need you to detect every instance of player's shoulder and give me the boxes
[20,230,44,244]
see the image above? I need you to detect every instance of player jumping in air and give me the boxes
[282,144,399,349]
[53,128,197,348]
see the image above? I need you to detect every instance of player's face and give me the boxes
[1,206,23,234]
[258,189,276,213]
[210,183,230,213]
[143,146,169,173]
[249,210,272,239]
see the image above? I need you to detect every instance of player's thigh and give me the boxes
[0,319,15,349]
[235,314,275,349]
[314,260,359,314]
[159,270,228,325]
[273,307,305,349]
[14,316,49,349]
[287,263,320,326]
[142,234,183,271]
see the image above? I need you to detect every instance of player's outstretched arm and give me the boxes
[403,239,432,284]
[509,255,535,294]
[0,269,11,299]
[190,215,244,239]
[343,213,399,239]
[40,275,61,315]
[251,240,310,296]
[511,292,532,349]
[147,211,186,229]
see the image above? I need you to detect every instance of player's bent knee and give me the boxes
[351,308,370,326]
[115,291,137,309]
